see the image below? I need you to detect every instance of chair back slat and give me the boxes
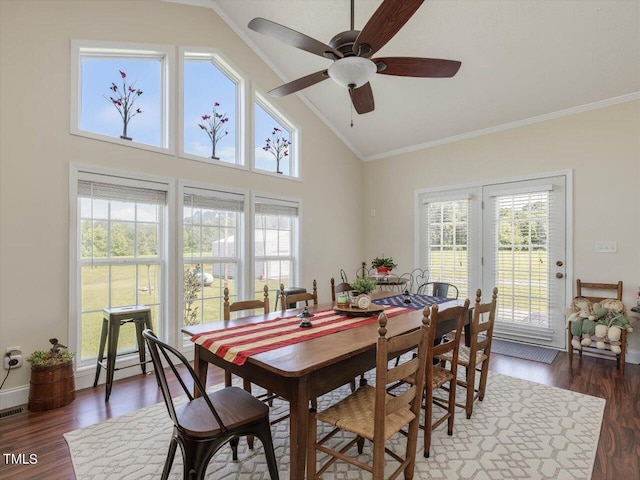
[386,357,419,384]
[576,279,623,302]
[388,330,424,353]
[385,385,417,415]
[280,280,318,310]
[330,277,352,301]
[224,285,269,320]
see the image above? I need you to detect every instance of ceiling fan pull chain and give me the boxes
[350,102,354,128]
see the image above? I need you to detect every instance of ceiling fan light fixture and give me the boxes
[328,56,376,89]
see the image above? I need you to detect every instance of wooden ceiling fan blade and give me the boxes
[354,0,425,57]
[374,57,461,77]
[349,82,375,114]
[268,70,329,97]
[248,18,341,60]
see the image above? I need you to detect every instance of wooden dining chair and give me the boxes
[280,280,318,310]
[330,277,352,301]
[223,286,270,390]
[307,310,430,480]
[421,299,470,458]
[417,282,459,299]
[142,330,280,480]
[436,288,498,419]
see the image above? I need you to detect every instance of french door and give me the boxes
[418,173,568,349]
[482,176,567,349]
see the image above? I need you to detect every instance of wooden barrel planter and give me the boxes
[28,361,75,411]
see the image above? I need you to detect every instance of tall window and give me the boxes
[181,50,244,165]
[493,191,550,327]
[422,197,470,298]
[77,173,167,364]
[183,187,244,326]
[71,40,174,153]
[254,94,298,177]
[254,196,299,299]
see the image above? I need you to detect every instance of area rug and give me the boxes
[491,339,560,364]
[64,372,604,480]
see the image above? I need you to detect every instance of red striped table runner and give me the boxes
[191,306,412,366]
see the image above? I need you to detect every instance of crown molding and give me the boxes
[364,92,640,162]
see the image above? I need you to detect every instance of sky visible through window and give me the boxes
[81,58,162,146]
[80,55,293,173]
[184,60,237,162]
[255,103,290,175]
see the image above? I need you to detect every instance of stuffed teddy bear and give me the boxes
[591,299,633,353]
[565,297,595,349]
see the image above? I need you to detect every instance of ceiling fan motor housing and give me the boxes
[328,30,361,57]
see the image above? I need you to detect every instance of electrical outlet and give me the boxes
[4,354,22,369]
[5,346,21,355]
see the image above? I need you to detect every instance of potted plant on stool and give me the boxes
[371,255,397,275]
[27,338,75,411]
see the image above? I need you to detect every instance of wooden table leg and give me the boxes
[193,345,208,398]
[289,376,310,479]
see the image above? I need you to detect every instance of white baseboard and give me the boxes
[0,385,29,411]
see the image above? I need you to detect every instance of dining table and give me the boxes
[181,294,467,479]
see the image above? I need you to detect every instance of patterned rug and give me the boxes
[64,372,604,480]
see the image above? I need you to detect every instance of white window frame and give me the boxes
[69,164,175,379]
[70,40,175,155]
[179,47,247,169]
[252,90,301,180]
[251,192,302,299]
[178,180,248,336]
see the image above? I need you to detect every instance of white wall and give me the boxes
[0,0,364,405]
[363,100,640,357]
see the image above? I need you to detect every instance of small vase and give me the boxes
[349,291,361,307]
[376,266,391,275]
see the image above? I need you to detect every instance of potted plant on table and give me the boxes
[349,277,377,308]
[27,338,76,411]
[371,255,397,275]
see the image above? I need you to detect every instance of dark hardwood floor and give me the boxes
[1,351,638,480]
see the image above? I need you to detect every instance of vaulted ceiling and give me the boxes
[176,1,640,160]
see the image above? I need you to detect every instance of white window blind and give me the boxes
[422,197,470,298]
[490,188,554,328]
[254,196,299,217]
[183,187,244,212]
[78,180,167,205]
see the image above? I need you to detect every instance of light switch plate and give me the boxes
[595,241,617,253]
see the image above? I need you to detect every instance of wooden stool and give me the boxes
[93,305,152,401]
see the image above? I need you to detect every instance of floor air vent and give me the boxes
[0,406,25,418]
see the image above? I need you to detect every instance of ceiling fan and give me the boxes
[248,0,461,115]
